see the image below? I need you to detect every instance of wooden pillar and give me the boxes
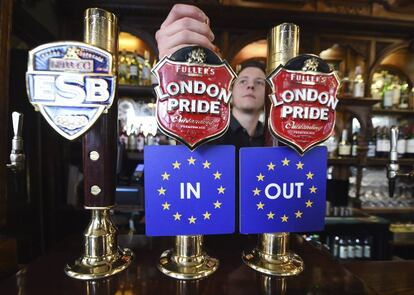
[0,0,13,228]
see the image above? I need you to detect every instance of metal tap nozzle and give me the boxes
[387,126,399,198]
[7,112,25,173]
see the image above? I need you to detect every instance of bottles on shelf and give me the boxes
[375,126,390,158]
[118,49,154,86]
[327,235,372,260]
[371,70,414,110]
[338,129,351,157]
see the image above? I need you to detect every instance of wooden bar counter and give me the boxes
[0,234,378,294]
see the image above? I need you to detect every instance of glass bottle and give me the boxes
[347,238,355,259]
[363,237,372,259]
[338,129,351,157]
[137,125,145,152]
[376,127,385,158]
[354,238,363,259]
[351,131,359,157]
[399,83,409,109]
[391,77,401,107]
[118,49,128,85]
[397,126,406,158]
[339,238,348,259]
[367,129,376,158]
[353,66,364,98]
[382,74,393,109]
[142,50,152,86]
[129,51,139,86]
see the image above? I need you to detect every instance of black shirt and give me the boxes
[212,114,264,149]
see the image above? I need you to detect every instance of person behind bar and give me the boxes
[156,4,265,149]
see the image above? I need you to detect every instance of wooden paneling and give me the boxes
[0,0,13,228]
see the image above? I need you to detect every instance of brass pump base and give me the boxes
[242,233,304,276]
[157,235,219,280]
[65,209,134,280]
[242,249,303,276]
[65,248,134,280]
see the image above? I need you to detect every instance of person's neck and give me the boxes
[232,109,260,137]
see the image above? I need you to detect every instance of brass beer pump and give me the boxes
[242,23,304,276]
[157,235,218,280]
[64,8,133,280]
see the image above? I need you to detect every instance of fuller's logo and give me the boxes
[153,46,236,150]
[267,54,340,154]
[26,41,115,140]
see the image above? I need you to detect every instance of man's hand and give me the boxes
[156,4,215,58]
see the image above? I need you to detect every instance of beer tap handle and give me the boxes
[387,126,399,198]
[7,112,25,173]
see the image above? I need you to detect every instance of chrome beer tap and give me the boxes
[387,126,414,198]
[7,112,25,173]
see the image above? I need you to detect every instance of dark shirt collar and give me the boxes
[229,113,264,138]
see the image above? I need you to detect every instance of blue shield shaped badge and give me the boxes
[26,41,116,140]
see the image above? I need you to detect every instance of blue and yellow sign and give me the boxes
[240,146,327,234]
[144,145,235,236]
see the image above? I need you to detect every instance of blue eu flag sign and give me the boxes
[240,146,327,234]
[145,145,235,236]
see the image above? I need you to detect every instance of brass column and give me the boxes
[242,23,304,276]
[65,8,133,280]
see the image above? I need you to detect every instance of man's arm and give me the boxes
[155,4,215,58]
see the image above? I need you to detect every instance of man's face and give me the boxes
[232,66,266,114]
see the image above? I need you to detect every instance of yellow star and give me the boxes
[296,161,304,170]
[267,162,275,171]
[306,200,313,208]
[214,200,222,209]
[173,212,181,220]
[172,161,181,169]
[282,158,290,166]
[162,201,171,210]
[158,187,166,195]
[203,211,211,220]
[267,211,275,219]
[256,173,265,181]
[187,156,196,165]
[257,202,265,210]
[295,210,303,218]
[252,187,261,196]
[281,214,288,222]
[217,186,225,194]
[306,171,314,179]
[310,186,317,193]
[161,172,170,180]
[203,160,211,169]
[188,216,196,224]
[213,171,222,180]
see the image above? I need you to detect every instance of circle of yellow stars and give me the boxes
[157,155,226,225]
[252,157,317,223]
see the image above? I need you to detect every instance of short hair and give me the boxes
[237,60,266,74]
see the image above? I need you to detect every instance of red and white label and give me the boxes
[268,63,339,153]
[153,57,236,149]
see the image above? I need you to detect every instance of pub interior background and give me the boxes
[1,0,414,278]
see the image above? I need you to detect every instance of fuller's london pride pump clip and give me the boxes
[267,54,340,154]
[152,46,236,150]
